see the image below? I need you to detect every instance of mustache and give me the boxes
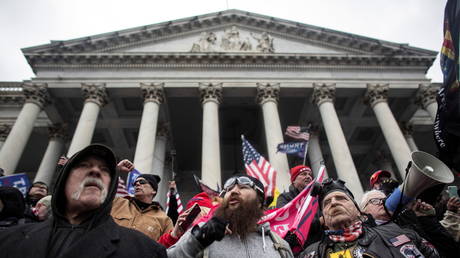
[71,177,108,203]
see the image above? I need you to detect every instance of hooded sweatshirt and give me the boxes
[0,186,25,229]
[45,145,120,257]
[0,144,167,258]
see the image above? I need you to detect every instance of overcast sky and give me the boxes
[0,0,447,82]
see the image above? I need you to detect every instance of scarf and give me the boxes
[326,221,363,242]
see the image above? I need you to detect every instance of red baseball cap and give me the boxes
[369,170,392,187]
[290,165,312,183]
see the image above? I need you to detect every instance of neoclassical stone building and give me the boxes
[0,10,439,201]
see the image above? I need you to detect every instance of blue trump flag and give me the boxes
[277,142,307,158]
[434,0,460,173]
[0,173,31,197]
[126,169,141,196]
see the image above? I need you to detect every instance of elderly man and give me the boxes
[168,174,293,258]
[360,190,391,225]
[361,189,459,257]
[300,179,439,258]
[0,144,166,258]
[111,159,173,241]
[277,165,313,208]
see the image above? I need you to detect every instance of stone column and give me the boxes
[307,125,329,179]
[401,123,418,152]
[34,125,67,185]
[365,84,411,178]
[67,84,108,157]
[416,84,438,121]
[0,124,12,150]
[133,83,164,174]
[152,126,169,205]
[312,83,363,198]
[0,83,50,175]
[199,83,223,187]
[256,83,290,192]
[374,151,395,176]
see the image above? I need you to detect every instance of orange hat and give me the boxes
[369,170,392,187]
[290,165,312,183]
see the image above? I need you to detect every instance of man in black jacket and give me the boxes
[299,179,439,258]
[0,186,26,229]
[276,165,313,208]
[0,144,166,258]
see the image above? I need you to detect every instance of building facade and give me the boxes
[0,10,439,202]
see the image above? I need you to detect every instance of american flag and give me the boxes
[389,234,411,247]
[241,135,276,197]
[116,177,129,197]
[166,189,184,214]
[285,126,310,141]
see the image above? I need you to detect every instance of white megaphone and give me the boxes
[385,151,454,213]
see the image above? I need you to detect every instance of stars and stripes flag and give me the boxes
[116,177,129,197]
[285,126,310,141]
[165,189,184,214]
[241,135,276,197]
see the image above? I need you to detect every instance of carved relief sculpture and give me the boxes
[191,26,276,53]
[251,32,274,53]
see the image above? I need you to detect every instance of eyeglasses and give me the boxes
[363,198,385,209]
[132,179,148,187]
[222,176,264,195]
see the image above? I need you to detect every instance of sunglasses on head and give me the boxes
[221,176,264,195]
[132,178,148,187]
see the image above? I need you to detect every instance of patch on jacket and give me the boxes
[389,234,410,247]
[352,246,365,257]
[399,244,424,258]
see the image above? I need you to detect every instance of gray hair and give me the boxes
[360,190,385,210]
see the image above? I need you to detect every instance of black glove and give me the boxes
[380,178,399,196]
[191,216,228,248]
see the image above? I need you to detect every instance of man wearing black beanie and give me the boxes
[111,160,173,241]
[299,178,440,258]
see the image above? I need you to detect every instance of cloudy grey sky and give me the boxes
[0,0,447,82]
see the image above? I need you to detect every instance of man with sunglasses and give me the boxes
[111,160,173,241]
[361,190,459,257]
[168,174,293,258]
[299,179,439,258]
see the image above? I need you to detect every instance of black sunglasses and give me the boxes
[132,178,148,187]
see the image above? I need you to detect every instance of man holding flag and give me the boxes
[276,165,313,208]
[167,175,293,258]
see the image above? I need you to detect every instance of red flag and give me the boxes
[258,166,325,246]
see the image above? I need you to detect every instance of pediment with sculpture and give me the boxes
[190,26,274,53]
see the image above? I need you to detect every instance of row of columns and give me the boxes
[0,82,439,198]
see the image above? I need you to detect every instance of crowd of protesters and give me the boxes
[0,143,459,257]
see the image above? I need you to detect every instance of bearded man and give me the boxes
[299,179,439,258]
[167,174,293,258]
[0,144,166,258]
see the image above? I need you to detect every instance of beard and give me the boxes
[213,194,264,239]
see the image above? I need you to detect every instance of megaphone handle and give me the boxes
[391,161,412,220]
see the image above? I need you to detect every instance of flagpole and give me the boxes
[302,141,309,165]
